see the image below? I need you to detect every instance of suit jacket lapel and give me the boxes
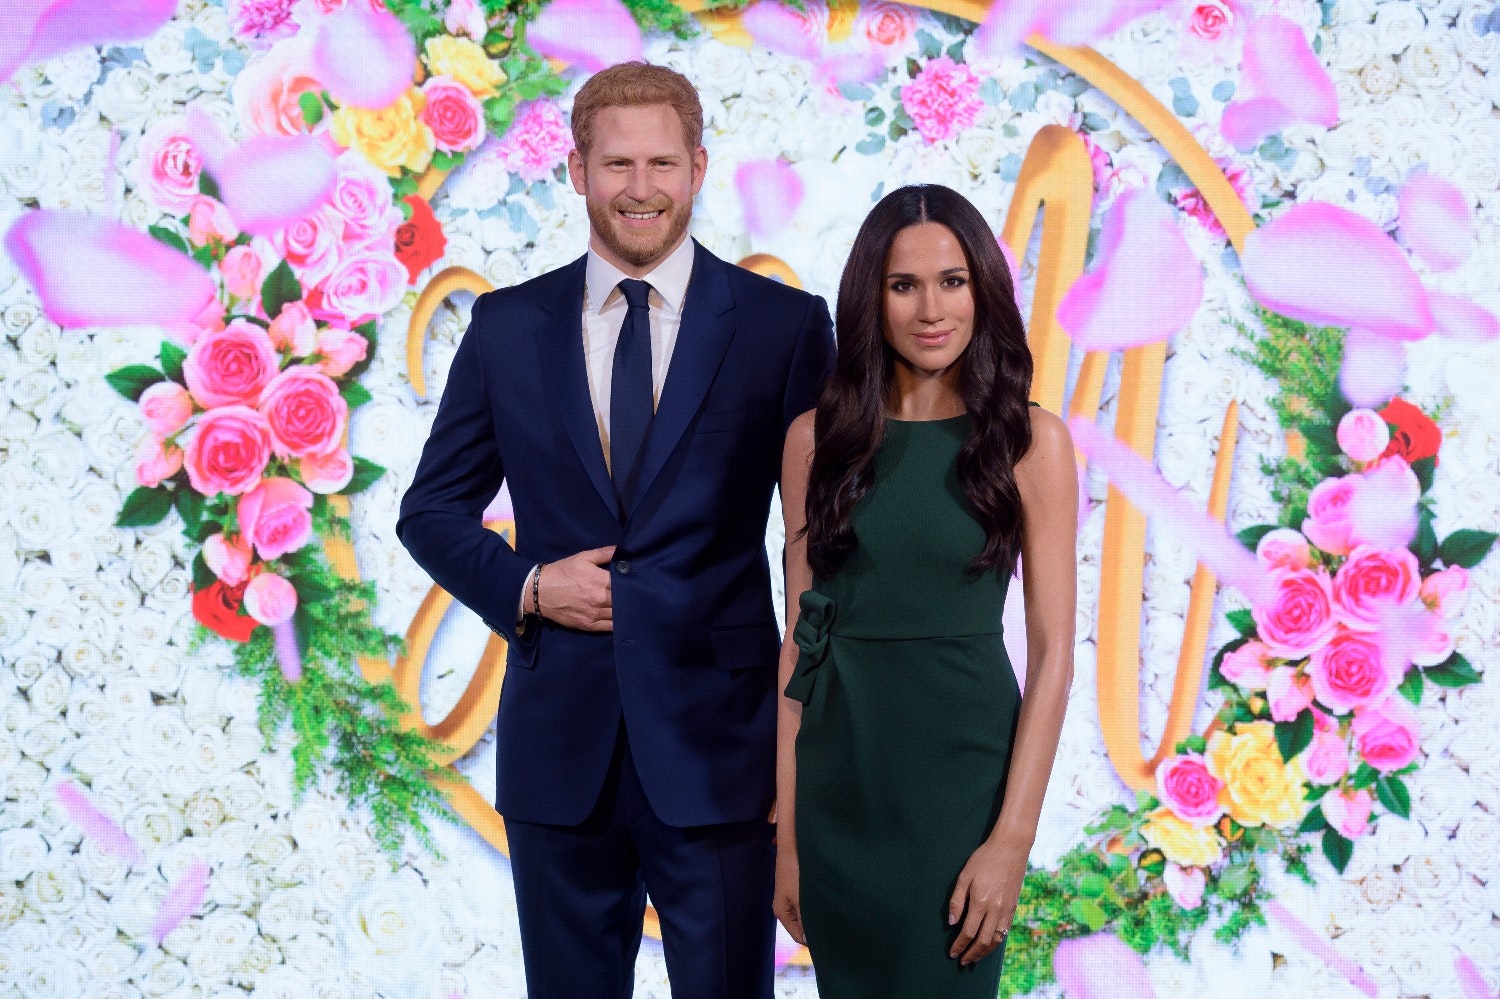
[530,255,617,517]
[628,241,737,519]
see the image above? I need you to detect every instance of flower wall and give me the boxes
[2,1,1499,998]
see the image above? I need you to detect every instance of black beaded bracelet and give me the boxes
[532,564,543,619]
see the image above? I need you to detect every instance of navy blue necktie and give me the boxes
[610,278,653,513]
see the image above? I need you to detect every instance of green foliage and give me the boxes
[160,341,187,383]
[1438,529,1497,568]
[260,260,301,319]
[117,486,174,527]
[1274,709,1314,763]
[106,364,165,401]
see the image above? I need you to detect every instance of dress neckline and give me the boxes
[885,413,967,424]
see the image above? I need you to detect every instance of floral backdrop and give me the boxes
[2,0,1499,997]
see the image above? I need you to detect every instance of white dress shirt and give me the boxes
[582,234,695,471]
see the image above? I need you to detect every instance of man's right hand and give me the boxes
[537,546,615,632]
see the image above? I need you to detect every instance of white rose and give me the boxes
[123,801,184,852]
[60,636,107,681]
[16,718,70,767]
[1358,56,1402,98]
[41,48,100,101]
[1400,36,1460,92]
[220,774,270,823]
[187,909,258,979]
[74,838,130,894]
[251,965,313,998]
[142,23,194,77]
[142,564,191,608]
[1373,1,1428,53]
[181,789,225,837]
[282,933,342,981]
[85,938,141,983]
[0,881,24,928]
[14,951,85,999]
[27,665,70,717]
[135,651,185,699]
[693,39,752,98]
[255,886,313,941]
[128,538,175,594]
[25,856,83,916]
[132,711,191,763]
[0,827,48,881]
[1357,866,1405,910]
[90,67,158,133]
[248,830,295,868]
[338,872,442,993]
[238,934,280,977]
[210,861,268,910]
[137,955,195,999]
[1329,23,1378,70]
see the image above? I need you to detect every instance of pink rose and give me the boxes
[1256,528,1311,571]
[258,365,348,458]
[901,56,983,144]
[272,207,345,288]
[327,151,404,249]
[1309,629,1397,714]
[237,477,315,560]
[187,196,238,247]
[1301,475,1358,555]
[1173,158,1254,240]
[135,436,183,488]
[1162,863,1206,910]
[1336,408,1391,463]
[1302,728,1350,785]
[1333,545,1420,631]
[1187,1,1235,42]
[317,253,406,322]
[183,320,281,409]
[1421,565,1469,617]
[313,326,368,377]
[443,0,487,38]
[183,406,273,496]
[1352,696,1420,771]
[493,100,575,183]
[268,300,319,357]
[1408,608,1454,668]
[221,244,266,301]
[1252,567,1338,659]
[231,0,299,39]
[180,297,228,347]
[299,448,354,493]
[204,532,254,586]
[1157,753,1224,826]
[139,381,195,437]
[1320,787,1374,839]
[1348,457,1421,552]
[244,571,298,626]
[1220,640,1273,690]
[1267,665,1313,722]
[859,1,916,49]
[136,120,202,212]
[421,76,486,154]
[231,35,326,137]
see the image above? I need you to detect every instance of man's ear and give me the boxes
[568,148,587,195]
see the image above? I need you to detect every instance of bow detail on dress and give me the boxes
[785,590,836,704]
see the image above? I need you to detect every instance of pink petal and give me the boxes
[310,1,416,110]
[1398,171,1474,272]
[272,619,302,683]
[817,49,885,89]
[1053,933,1157,999]
[1056,188,1203,351]
[1069,417,1274,607]
[5,210,217,332]
[1428,291,1499,343]
[1002,560,1027,695]
[1223,16,1337,150]
[772,923,802,970]
[1,0,178,83]
[1266,901,1379,997]
[151,859,210,945]
[1348,452,1420,550]
[975,0,1172,56]
[188,108,336,237]
[1456,954,1500,999]
[742,0,821,60]
[528,0,642,74]
[735,160,804,240]
[54,781,145,866]
[1338,329,1405,409]
[1243,202,1433,341]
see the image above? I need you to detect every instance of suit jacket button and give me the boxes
[616,560,631,574]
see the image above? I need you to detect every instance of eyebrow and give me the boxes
[885,267,970,280]
[599,152,684,162]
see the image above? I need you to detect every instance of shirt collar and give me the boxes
[585,235,696,317]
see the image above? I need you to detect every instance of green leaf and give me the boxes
[1217,863,1252,897]
[174,487,206,536]
[340,457,387,495]
[1413,508,1438,565]
[192,551,215,590]
[105,365,165,401]
[1297,804,1327,833]
[854,134,885,155]
[1350,762,1379,789]
[1398,668,1424,705]
[1077,873,1109,898]
[1179,733,1207,755]
[1298,420,1339,458]
[1235,525,1277,549]
[341,382,373,408]
[863,106,885,127]
[430,150,461,172]
[1437,529,1497,569]
[1321,827,1353,873]
[1275,709,1314,763]
[260,259,301,319]
[1410,455,1436,494]
[198,170,221,200]
[1375,775,1410,819]
[1225,608,1256,637]
[116,486,174,527]
[1068,897,1107,932]
[148,224,189,255]
[159,341,187,383]
[298,91,325,127]
[1425,653,1482,688]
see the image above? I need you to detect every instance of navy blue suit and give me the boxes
[397,240,834,997]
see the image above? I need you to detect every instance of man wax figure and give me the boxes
[397,61,835,998]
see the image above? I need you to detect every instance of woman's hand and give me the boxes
[772,842,806,945]
[947,833,1029,966]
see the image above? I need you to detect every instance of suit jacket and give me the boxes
[397,241,835,827]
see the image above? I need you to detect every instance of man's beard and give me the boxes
[586,194,692,269]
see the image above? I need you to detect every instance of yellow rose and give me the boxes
[423,36,505,98]
[694,8,753,48]
[1140,808,1223,868]
[1207,721,1307,830]
[826,0,859,44]
[331,90,434,177]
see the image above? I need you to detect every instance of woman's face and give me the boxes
[881,222,975,377]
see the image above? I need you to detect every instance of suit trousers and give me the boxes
[506,723,777,999]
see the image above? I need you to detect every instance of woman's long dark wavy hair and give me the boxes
[804,184,1034,580]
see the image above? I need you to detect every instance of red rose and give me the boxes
[394,195,446,284]
[1378,398,1441,466]
[192,579,259,642]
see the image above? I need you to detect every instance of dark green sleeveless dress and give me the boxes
[787,415,1022,998]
